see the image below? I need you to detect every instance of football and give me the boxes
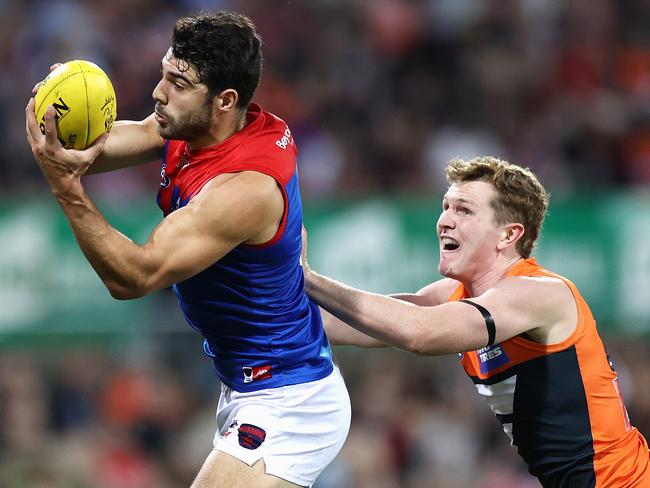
[34,60,117,150]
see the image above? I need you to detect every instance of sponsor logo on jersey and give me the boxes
[477,344,509,374]
[242,365,272,383]
[275,127,294,149]
[238,423,266,449]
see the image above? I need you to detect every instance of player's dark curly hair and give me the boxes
[171,11,263,109]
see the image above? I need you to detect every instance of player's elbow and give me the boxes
[103,264,163,300]
[107,286,145,300]
[403,333,435,356]
[105,280,149,300]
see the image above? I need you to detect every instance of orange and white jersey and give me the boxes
[451,258,650,487]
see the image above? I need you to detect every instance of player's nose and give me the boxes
[152,79,166,104]
[437,208,455,232]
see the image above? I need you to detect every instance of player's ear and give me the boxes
[214,89,238,113]
[497,223,525,251]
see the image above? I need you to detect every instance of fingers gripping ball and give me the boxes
[34,60,117,149]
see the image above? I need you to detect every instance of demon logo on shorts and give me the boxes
[238,423,266,450]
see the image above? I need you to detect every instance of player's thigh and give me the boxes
[191,449,304,488]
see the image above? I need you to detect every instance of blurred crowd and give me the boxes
[1,0,650,198]
[1,328,649,488]
[2,0,650,487]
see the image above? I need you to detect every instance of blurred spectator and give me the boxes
[4,0,650,196]
[0,338,646,486]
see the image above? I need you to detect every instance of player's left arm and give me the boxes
[304,268,576,354]
[26,103,283,299]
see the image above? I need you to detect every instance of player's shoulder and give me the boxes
[492,274,576,319]
[498,274,570,296]
[190,172,282,225]
[415,278,461,306]
[485,274,578,343]
[181,170,283,238]
[196,170,279,202]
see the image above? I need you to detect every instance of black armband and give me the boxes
[459,299,496,347]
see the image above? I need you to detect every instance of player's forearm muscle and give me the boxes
[306,271,492,355]
[54,172,282,300]
[306,272,429,352]
[53,180,156,298]
[323,293,441,347]
[321,308,387,347]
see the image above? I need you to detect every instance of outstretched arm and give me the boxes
[320,307,386,347]
[301,226,459,349]
[303,261,577,355]
[320,286,458,347]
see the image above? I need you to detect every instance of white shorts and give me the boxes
[213,365,351,487]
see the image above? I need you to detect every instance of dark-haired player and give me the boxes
[26,11,350,488]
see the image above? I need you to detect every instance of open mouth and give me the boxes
[440,236,459,252]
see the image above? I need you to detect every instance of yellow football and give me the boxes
[34,60,117,150]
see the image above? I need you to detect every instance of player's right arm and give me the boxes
[321,307,386,347]
[86,114,164,174]
[320,279,459,347]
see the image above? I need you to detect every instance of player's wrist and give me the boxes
[303,267,323,297]
[50,175,85,205]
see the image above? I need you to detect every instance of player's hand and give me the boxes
[32,63,63,95]
[300,225,311,272]
[25,98,108,193]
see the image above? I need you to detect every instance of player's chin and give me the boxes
[156,124,172,139]
[437,259,451,277]
[438,253,459,277]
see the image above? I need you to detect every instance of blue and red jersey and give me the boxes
[157,103,333,392]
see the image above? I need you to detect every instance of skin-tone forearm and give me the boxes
[320,307,387,347]
[51,178,148,296]
[27,102,152,297]
[304,263,510,355]
[305,269,427,353]
[320,293,441,348]
[300,226,449,352]
[304,263,578,355]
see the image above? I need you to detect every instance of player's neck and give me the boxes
[188,110,247,150]
[465,255,523,297]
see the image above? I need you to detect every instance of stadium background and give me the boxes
[1,0,650,486]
